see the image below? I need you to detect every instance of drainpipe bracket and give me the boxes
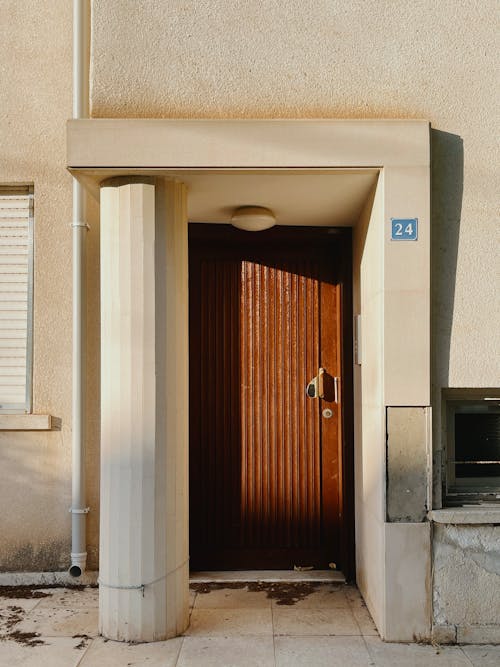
[69,507,90,514]
[70,221,90,230]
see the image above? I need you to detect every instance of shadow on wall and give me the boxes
[431,129,463,390]
[430,129,463,506]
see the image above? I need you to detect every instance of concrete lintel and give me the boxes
[67,118,430,172]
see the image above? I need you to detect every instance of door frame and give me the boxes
[68,118,431,641]
[188,224,355,577]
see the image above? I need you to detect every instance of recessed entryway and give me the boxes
[68,118,431,642]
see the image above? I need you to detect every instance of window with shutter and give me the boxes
[0,186,33,413]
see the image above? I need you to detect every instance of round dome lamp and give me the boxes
[231,206,276,232]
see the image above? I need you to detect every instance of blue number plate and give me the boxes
[391,218,418,241]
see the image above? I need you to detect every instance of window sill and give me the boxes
[0,414,53,431]
[429,508,500,524]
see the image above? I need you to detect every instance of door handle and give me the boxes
[306,369,340,403]
[318,367,325,398]
[306,367,325,399]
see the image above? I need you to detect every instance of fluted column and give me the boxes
[99,177,189,641]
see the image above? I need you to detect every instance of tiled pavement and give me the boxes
[0,584,498,666]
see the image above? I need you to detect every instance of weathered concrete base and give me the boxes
[432,623,500,645]
[0,570,98,586]
[431,623,457,644]
[432,523,500,644]
[457,625,500,644]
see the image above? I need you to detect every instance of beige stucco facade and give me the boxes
[1,0,499,644]
[0,1,98,572]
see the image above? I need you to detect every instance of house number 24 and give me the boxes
[391,218,418,241]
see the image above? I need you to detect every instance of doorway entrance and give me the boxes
[189,224,353,573]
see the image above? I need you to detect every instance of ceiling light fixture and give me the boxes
[231,206,276,232]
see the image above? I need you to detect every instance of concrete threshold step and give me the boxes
[190,570,346,583]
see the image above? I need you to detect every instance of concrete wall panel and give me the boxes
[387,407,430,523]
[384,522,431,641]
[353,178,386,634]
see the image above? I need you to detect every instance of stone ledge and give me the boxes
[429,508,500,524]
[457,624,500,644]
[0,414,53,430]
[432,623,500,645]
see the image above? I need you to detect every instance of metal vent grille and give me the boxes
[0,186,33,412]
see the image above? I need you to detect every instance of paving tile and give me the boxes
[178,636,275,666]
[194,586,271,609]
[344,585,365,607]
[14,606,98,638]
[270,584,349,609]
[364,636,473,666]
[273,607,360,636]
[0,588,70,619]
[462,645,500,666]
[0,597,44,626]
[35,587,99,609]
[275,636,374,666]
[0,636,87,667]
[352,605,379,636]
[185,608,273,636]
[79,636,183,666]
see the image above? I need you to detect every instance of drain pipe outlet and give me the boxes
[70,0,90,577]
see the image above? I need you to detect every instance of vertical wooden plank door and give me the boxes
[189,225,348,571]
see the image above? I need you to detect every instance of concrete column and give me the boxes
[99,177,189,642]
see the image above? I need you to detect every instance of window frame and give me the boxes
[0,185,34,414]
[444,397,500,506]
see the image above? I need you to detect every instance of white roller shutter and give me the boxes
[0,186,33,412]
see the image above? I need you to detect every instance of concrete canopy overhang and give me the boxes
[67,119,431,643]
[67,119,429,227]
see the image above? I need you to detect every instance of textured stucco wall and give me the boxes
[0,1,99,571]
[433,524,500,643]
[90,0,499,393]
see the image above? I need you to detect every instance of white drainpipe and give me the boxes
[69,0,90,577]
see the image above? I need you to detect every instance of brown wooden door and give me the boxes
[189,225,352,571]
